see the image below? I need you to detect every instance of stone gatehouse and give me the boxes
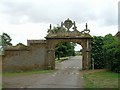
[1,19,92,72]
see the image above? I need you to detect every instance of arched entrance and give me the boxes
[45,19,92,70]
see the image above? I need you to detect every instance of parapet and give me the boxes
[4,44,29,51]
[27,40,46,46]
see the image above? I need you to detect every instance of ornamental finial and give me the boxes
[86,23,88,29]
[73,21,77,30]
[50,24,52,30]
[64,18,73,31]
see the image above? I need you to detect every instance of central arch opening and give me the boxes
[46,19,92,70]
[54,42,83,70]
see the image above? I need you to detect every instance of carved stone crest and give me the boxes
[46,18,91,38]
[63,18,73,31]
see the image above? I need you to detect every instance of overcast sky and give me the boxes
[0,0,119,50]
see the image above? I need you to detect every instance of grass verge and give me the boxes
[3,70,54,77]
[82,69,119,89]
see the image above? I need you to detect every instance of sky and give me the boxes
[0,0,119,50]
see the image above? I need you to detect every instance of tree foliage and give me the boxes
[55,42,76,60]
[1,33,12,46]
[51,26,76,60]
[16,43,26,46]
[103,34,120,73]
[91,36,104,69]
[91,34,120,73]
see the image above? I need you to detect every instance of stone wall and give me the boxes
[2,40,47,72]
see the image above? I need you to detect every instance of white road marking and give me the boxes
[58,72,80,75]
[52,74,56,76]
[71,73,74,74]
[52,72,57,76]
[54,73,57,74]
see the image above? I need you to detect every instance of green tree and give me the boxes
[1,33,12,46]
[103,34,120,72]
[91,36,104,69]
[91,34,120,72]
[51,25,66,33]
[16,43,26,46]
[55,42,76,60]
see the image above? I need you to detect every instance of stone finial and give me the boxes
[86,23,88,29]
[73,21,77,30]
[50,24,52,30]
[47,24,52,33]
[61,22,64,27]
[81,23,90,34]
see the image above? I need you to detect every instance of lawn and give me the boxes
[82,69,119,89]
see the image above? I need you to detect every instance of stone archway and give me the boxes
[45,19,92,70]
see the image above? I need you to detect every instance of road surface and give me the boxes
[3,56,84,88]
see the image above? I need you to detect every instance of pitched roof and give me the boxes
[116,31,120,37]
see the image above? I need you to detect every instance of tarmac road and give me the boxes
[3,56,84,88]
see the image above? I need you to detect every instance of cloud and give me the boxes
[0,0,119,45]
[1,22,49,45]
[98,1,118,26]
[0,0,118,26]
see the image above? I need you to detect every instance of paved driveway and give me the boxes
[3,56,84,88]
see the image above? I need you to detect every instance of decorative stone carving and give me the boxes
[72,21,77,30]
[46,19,91,38]
[63,18,73,31]
[81,23,90,34]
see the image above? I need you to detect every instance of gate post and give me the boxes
[82,39,91,70]
[87,51,91,69]
[87,39,91,69]
[82,49,91,70]
[48,49,55,70]
[86,39,91,69]
[82,49,86,70]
